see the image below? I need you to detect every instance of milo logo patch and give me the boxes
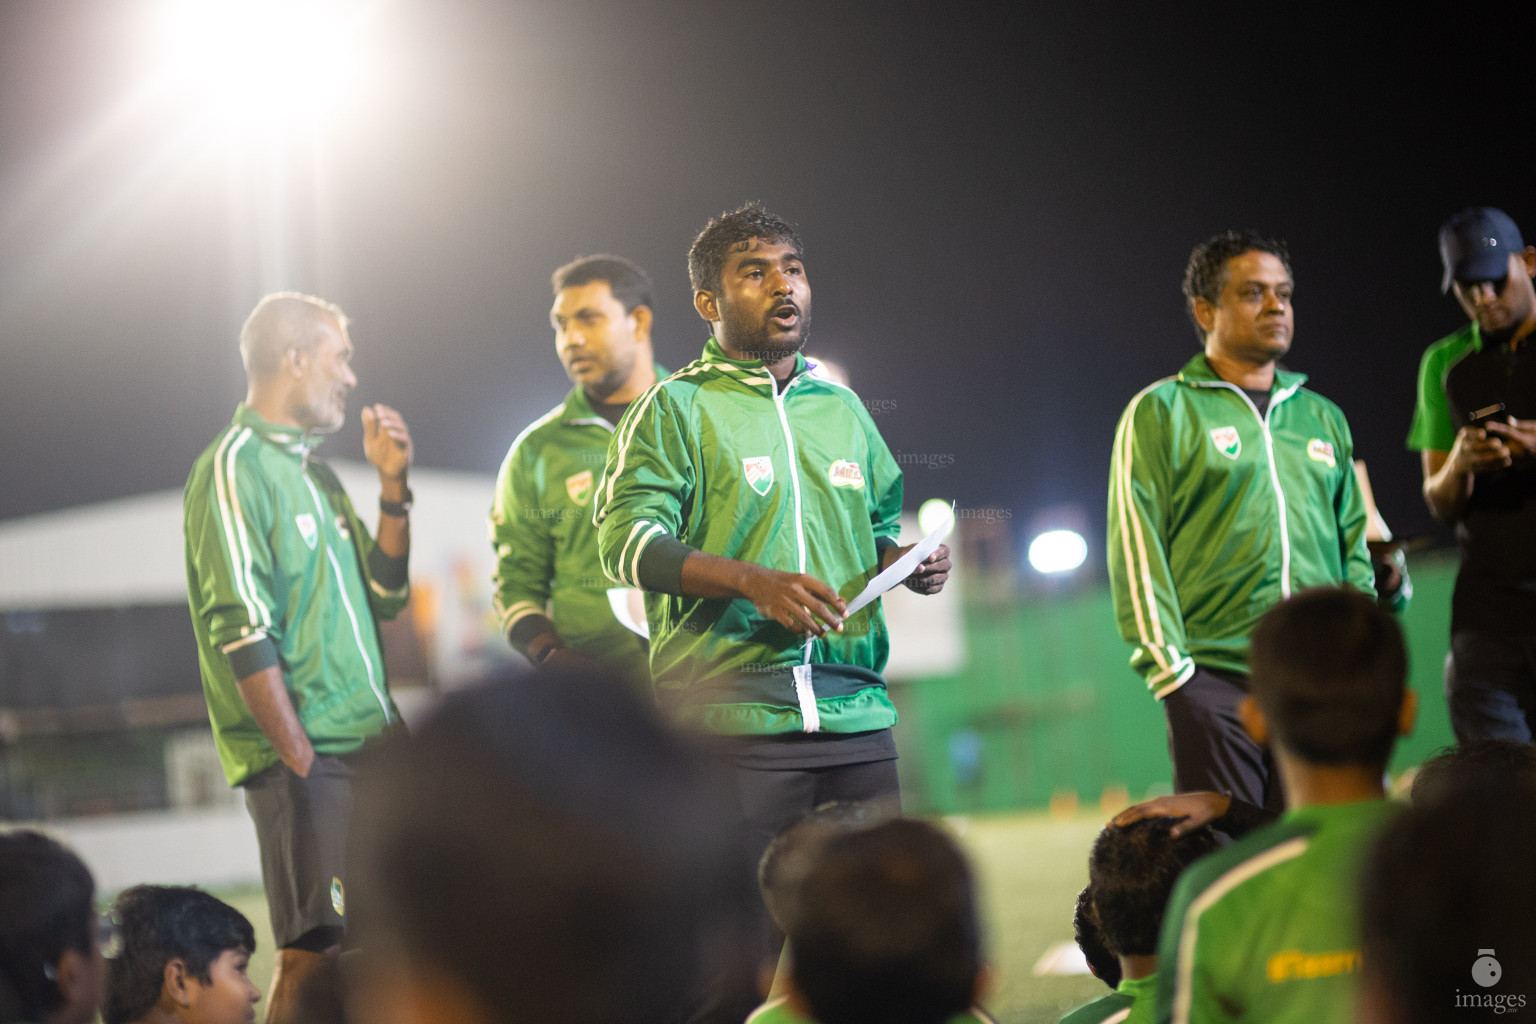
[828,460,865,489]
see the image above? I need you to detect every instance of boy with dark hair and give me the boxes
[1409,736,1536,806]
[747,800,997,1024]
[1153,587,1416,1024]
[1358,779,1536,1022]
[777,819,986,1024]
[1062,819,1218,1024]
[104,886,259,1024]
[0,830,106,1024]
[1072,887,1120,991]
[345,665,760,1024]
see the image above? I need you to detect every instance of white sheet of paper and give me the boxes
[844,512,953,618]
[607,588,649,638]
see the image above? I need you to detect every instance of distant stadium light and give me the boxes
[918,498,955,537]
[152,0,373,130]
[1028,530,1087,574]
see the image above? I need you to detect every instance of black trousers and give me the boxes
[1162,668,1285,815]
[1448,630,1536,744]
[730,758,900,961]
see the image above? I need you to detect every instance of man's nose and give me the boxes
[344,364,358,388]
[1470,282,1498,305]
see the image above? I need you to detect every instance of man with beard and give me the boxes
[183,293,413,1024]
[490,255,661,686]
[1108,231,1374,817]
[594,203,951,933]
[1410,207,1536,743]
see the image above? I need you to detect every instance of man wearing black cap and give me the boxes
[1409,207,1536,743]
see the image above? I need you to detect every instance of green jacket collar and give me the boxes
[560,363,669,425]
[701,337,806,394]
[1176,353,1307,392]
[1116,974,1157,1000]
[1282,797,1394,829]
[233,403,324,456]
[1463,320,1485,352]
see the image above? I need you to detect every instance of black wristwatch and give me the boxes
[380,488,414,518]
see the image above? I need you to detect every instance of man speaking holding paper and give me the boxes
[594,203,949,872]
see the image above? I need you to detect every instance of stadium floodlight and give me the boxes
[918,498,955,538]
[151,0,375,133]
[1028,529,1087,574]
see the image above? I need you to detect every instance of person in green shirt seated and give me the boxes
[748,817,993,1024]
[1153,587,1417,1024]
[1062,817,1218,1024]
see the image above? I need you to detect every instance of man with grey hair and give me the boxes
[183,292,414,1024]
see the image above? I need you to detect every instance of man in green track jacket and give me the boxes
[1107,231,1374,815]
[489,255,660,686]
[593,203,951,894]
[183,293,413,1024]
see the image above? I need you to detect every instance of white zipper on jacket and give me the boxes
[302,471,392,723]
[772,372,820,732]
[1193,379,1302,599]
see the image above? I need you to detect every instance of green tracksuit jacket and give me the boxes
[594,339,904,735]
[1107,354,1374,698]
[184,404,407,786]
[489,381,653,686]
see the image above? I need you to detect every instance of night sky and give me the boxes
[4,3,1534,571]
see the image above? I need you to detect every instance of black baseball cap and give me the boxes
[1440,207,1524,293]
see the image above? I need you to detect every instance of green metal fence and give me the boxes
[892,554,1460,815]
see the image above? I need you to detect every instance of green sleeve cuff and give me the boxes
[637,536,696,596]
[508,613,558,656]
[368,547,409,591]
[225,636,279,679]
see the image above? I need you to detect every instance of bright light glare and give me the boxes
[1028,530,1087,574]
[918,498,955,537]
[154,0,371,129]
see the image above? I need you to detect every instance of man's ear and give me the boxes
[1238,695,1269,746]
[1397,689,1418,737]
[1192,296,1217,336]
[693,289,719,325]
[164,957,194,1007]
[285,345,309,379]
[629,304,654,342]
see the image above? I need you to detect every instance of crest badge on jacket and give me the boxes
[1209,426,1241,460]
[743,456,774,496]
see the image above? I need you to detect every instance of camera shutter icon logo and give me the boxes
[1472,949,1502,988]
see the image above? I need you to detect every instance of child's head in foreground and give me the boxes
[104,885,258,1024]
[1087,817,1218,963]
[784,818,983,1024]
[1246,587,1411,773]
